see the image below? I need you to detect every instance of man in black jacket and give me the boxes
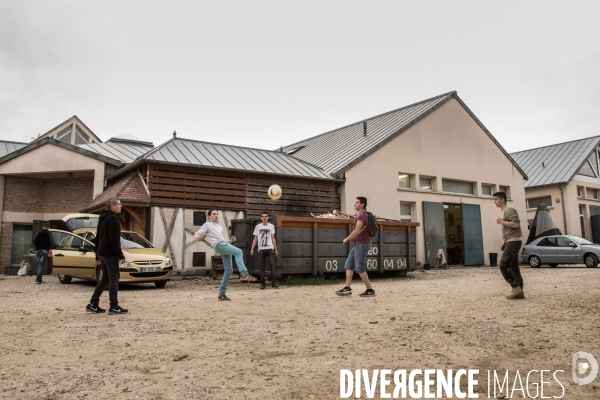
[86,198,128,314]
[33,223,51,284]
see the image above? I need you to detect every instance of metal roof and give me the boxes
[113,137,338,181]
[510,136,600,187]
[0,140,27,158]
[281,91,527,179]
[78,140,154,164]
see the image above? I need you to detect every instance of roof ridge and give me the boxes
[116,173,137,198]
[281,91,456,150]
[510,135,600,155]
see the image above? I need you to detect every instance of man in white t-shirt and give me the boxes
[194,208,251,300]
[250,211,279,289]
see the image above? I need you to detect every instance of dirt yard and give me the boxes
[1,266,599,399]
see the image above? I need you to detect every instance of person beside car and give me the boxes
[494,191,524,300]
[86,198,128,315]
[33,223,51,284]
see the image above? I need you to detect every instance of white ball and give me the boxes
[268,184,282,200]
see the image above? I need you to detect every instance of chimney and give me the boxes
[363,121,367,137]
[173,131,177,138]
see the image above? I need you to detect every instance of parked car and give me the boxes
[48,220,173,287]
[521,235,600,268]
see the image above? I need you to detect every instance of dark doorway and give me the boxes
[444,204,464,265]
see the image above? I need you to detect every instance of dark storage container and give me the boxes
[232,216,419,276]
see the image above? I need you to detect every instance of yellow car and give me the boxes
[49,228,173,288]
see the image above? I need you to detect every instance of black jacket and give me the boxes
[95,209,125,259]
[33,229,51,251]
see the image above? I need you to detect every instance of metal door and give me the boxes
[591,215,600,244]
[461,204,485,265]
[423,202,446,267]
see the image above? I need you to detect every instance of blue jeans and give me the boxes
[35,249,48,282]
[215,242,249,296]
[344,244,370,274]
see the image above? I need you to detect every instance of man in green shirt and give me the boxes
[494,191,524,300]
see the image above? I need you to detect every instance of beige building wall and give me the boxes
[341,98,527,266]
[0,144,106,268]
[525,178,600,241]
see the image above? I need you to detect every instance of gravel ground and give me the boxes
[1,265,599,399]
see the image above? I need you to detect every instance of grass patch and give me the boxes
[281,272,414,287]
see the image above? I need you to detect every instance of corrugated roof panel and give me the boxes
[78,141,153,164]
[510,136,600,187]
[141,138,336,180]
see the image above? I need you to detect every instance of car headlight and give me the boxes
[119,261,135,269]
[165,257,172,267]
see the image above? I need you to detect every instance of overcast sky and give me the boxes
[1,1,599,153]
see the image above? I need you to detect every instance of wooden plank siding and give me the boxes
[147,163,246,209]
[144,163,340,216]
[246,177,340,218]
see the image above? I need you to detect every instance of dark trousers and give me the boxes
[259,249,277,286]
[500,241,524,288]
[90,256,120,308]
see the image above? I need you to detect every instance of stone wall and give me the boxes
[0,223,13,273]
[3,177,46,212]
[3,176,93,213]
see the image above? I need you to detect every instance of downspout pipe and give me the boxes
[558,184,567,234]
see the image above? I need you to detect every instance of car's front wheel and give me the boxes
[584,254,598,268]
[548,263,559,268]
[154,281,167,288]
[58,275,72,284]
[529,255,541,268]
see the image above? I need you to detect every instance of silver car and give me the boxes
[521,235,600,268]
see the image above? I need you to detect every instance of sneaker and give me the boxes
[218,295,231,301]
[85,303,106,313]
[359,289,376,297]
[35,281,44,284]
[272,284,280,289]
[240,274,253,282]
[335,287,352,296]
[108,306,129,315]
[260,284,266,290]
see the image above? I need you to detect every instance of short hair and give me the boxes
[493,191,507,202]
[106,198,120,208]
[356,196,367,209]
[261,211,269,216]
[207,208,218,217]
[42,223,50,229]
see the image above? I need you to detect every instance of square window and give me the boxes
[586,188,598,200]
[398,173,413,189]
[193,211,207,226]
[400,202,413,222]
[481,184,492,196]
[499,185,510,199]
[192,252,206,267]
[419,177,433,190]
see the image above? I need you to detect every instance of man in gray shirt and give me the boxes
[194,208,251,300]
[494,191,524,300]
